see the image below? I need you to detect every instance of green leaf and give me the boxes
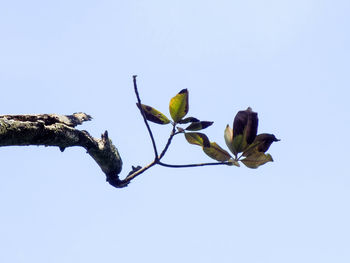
[203,142,232,161]
[241,140,261,157]
[232,134,247,155]
[137,103,170,125]
[184,132,210,147]
[185,121,213,131]
[178,117,199,124]
[224,125,235,155]
[241,152,273,169]
[169,89,189,122]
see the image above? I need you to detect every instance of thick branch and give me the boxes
[0,112,92,127]
[0,113,126,188]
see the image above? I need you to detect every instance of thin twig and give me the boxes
[158,161,231,168]
[133,75,159,159]
[121,76,234,188]
[117,76,162,187]
[158,123,176,160]
[124,160,157,182]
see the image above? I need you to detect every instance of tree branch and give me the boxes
[0,77,246,189]
[0,113,125,188]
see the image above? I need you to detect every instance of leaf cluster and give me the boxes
[137,89,213,132]
[137,89,279,169]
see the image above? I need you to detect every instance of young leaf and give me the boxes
[169,89,189,122]
[241,152,273,169]
[224,125,235,155]
[232,134,246,154]
[203,142,231,161]
[185,121,213,131]
[178,117,199,124]
[184,132,210,147]
[137,103,171,125]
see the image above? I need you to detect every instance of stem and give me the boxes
[133,75,159,159]
[158,161,231,168]
[158,123,176,160]
[123,160,157,182]
[122,76,233,188]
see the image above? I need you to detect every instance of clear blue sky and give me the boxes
[1,0,349,262]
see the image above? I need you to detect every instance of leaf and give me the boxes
[232,134,247,155]
[185,121,213,131]
[241,140,261,157]
[184,132,210,147]
[254,133,280,152]
[232,107,258,153]
[178,117,199,124]
[233,107,258,144]
[137,103,170,125]
[169,89,189,122]
[241,152,273,169]
[224,125,235,155]
[242,133,280,157]
[203,142,232,162]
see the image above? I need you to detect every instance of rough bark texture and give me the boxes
[0,113,126,188]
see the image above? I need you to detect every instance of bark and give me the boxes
[0,113,127,188]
